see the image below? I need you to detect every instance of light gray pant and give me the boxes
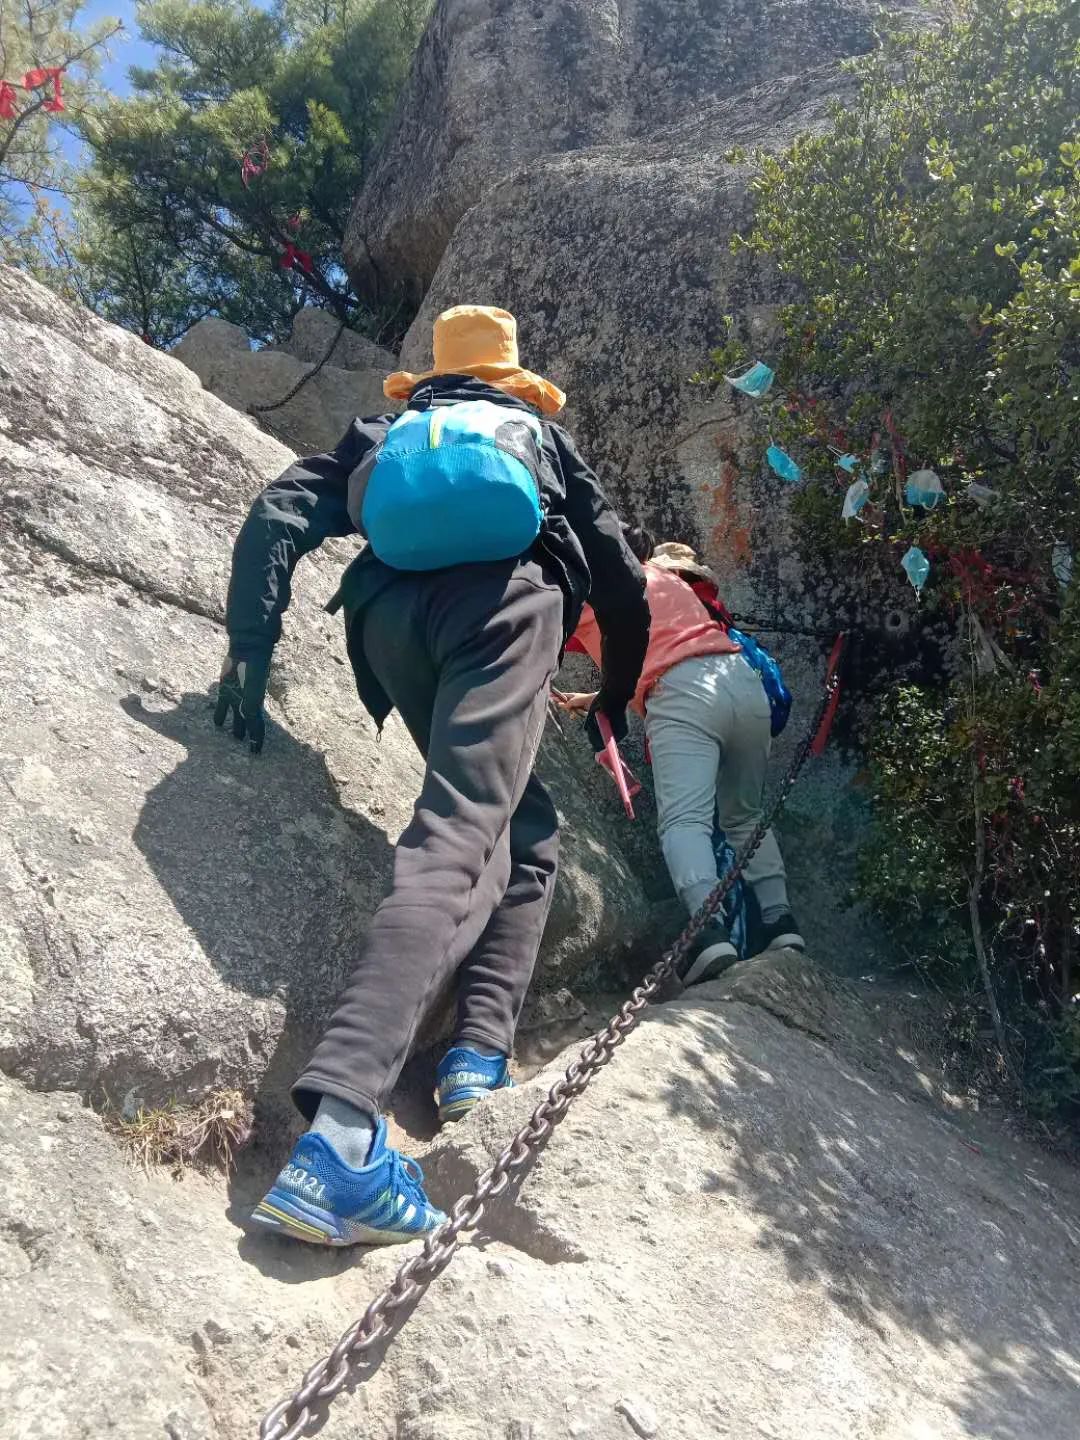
[645,652,789,919]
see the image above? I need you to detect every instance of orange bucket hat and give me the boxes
[384,305,566,416]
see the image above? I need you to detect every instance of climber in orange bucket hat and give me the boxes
[217,302,649,1248]
[384,304,567,416]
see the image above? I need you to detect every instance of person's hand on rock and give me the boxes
[213,654,270,754]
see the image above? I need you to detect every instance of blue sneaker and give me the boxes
[436,1046,513,1124]
[251,1119,446,1247]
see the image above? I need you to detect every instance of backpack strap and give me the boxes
[687,576,735,629]
[345,418,398,535]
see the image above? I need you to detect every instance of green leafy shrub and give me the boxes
[713,0,1080,1129]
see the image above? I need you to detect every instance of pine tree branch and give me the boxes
[0,20,124,169]
[0,91,49,169]
[0,168,74,195]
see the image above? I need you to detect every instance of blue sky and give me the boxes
[54,2,159,170]
[85,1,157,98]
[84,0,274,96]
[56,2,272,171]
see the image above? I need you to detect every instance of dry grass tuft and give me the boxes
[110,1089,253,1175]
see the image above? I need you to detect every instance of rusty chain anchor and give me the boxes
[259,667,842,1440]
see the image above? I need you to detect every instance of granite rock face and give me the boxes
[172,309,398,455]
[346,0,922,301]
[0,269,668,1123]
[4,954,1079,1439]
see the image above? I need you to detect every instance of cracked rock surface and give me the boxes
[346,0,926,301]
[0,268,672,1123]
[3,953,1079,1439]
[172,311,399,456]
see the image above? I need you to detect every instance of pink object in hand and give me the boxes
[596,714,640,820]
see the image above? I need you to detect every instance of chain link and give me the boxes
[730,612,843,639]
[258,671,840,1440]
[248,318,349,422]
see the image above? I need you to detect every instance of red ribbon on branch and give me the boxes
[280,242,313,275]
[236,143,315,278]
[23,67,64,112]
[1,67,66,117]
[240,139,269,188]
[882,408,908,483]
[932,545,1038,620]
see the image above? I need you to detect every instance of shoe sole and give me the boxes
[764,935,805,953]
[251,1188,439,1248]
[438,1096,481,1124]
[437,1076,513,1127]
[680,942,738,988]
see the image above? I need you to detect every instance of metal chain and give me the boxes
[731,612,844,640]
[248,317,349,421]
[259,671,840,1440]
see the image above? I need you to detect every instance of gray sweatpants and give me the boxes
[293,558,564,1120]
[645,652,789,919]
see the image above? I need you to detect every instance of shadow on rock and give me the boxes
[656,995,1080,1440]
[121,690,394,1183]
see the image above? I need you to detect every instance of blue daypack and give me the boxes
[727,626,792,737]
[346,399,545,571]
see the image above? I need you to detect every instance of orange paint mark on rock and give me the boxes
[705,458,752,568]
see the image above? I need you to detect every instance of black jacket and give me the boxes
[226,376,650,729]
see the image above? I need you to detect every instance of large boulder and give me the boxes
[0,269,669,1127]
[172,310,398,455]
[391,69,896,965]
[345,0,941,965]
[267,306,396,373]
[397,71,847,605]
[347,0,924,301]
[4,955,1079,1439]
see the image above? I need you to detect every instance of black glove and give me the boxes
[585,693,628,753]
[213,655,270,754]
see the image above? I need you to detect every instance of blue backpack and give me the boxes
[727,627,792,737]
[346,399,545,571]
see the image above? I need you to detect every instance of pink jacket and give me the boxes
[572,562,740,715]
